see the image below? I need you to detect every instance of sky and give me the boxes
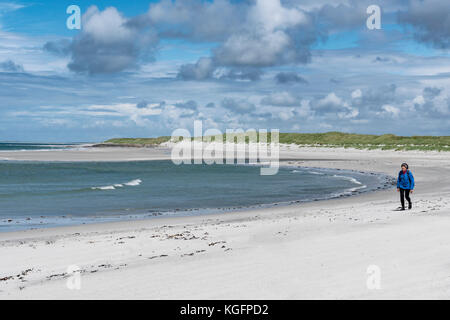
[0,0,449,142]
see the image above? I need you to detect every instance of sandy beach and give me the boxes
[1,146,450,299]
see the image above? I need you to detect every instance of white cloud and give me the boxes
[249,0,307,32]
[315,92,359,119]
[413,95,425,105]
[83,7,133,44]
[351,89,362,99]
[215,30,292,67]
[44,6,159,74]
[317,92,348,109]
[297,100,313,118]
[0,3,25,28]
[378,104,400,118]
[278,110,295,121]
[261,91,299,106]
[10,103,163,127]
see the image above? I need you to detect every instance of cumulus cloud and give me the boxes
[275,72,308,84]
[217,68,263,81]
[43,39,72,56]
[45,6,158,74]
[221,98,256,114]
[330,78,341,84]
[44,0,446,78]
[316,3,367,32]
[354,84,397,110]
[296,99,314,118]
[177,57,262,81]
[373,56,396,63]
[178,57,215,80]
[412,95,425,106]
[377,104,400,118]
[168,100,198,118]
[153,0,315,71]
[316,92,348,111]
[399,0,450,49]
[314,92,359,119]
[215,31,291,67]
[5,0,450,140]
[423,86,442,99]
[0,60,24,72]
[136,101,148,109]
[175,100,198,111]
[261,91,300,106]
[135,100,165,111]
[351,89,362,99]
[412,86,449,117]
[143,0,246,41]
[213,7,311,68]
[277,109,296,121]
[350,83,450,121]
[37,0,450,79]
[172,0,321,81]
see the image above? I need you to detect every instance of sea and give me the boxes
[0,143,393,231]
[0,142,79,151]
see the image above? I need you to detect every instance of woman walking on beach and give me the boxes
[397,163,415,210]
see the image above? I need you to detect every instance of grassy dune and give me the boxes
[277,132,450,151]
[103,136,171,146]
[103,132,450,151]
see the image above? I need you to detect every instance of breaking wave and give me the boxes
[92,179,142,191]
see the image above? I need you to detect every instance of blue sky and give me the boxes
[0,0,449,142]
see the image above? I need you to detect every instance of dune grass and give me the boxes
[277,132,450,151]
[103,132,450,151]
[104,136,171,146]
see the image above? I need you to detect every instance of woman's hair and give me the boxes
[401,163,409,169]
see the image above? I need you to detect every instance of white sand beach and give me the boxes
[1,146,450,299]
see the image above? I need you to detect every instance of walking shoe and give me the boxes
[409,203,412,210]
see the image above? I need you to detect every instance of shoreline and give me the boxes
[0,163,394,233]
[1,146,450,299]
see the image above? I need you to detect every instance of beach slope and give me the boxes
[1,147,450,299]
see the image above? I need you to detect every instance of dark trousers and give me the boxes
[399,188,411,208]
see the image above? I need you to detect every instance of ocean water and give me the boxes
[0,160,392,231]
[0,142,78,151]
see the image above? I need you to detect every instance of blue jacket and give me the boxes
[397,170,415,190]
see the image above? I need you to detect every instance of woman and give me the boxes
[397,163,415,210]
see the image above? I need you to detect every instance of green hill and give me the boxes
[101,132,450,151]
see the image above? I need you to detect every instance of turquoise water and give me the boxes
[0,160,392,231]
[0,143,79,151]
